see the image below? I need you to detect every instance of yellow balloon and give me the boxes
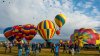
[55,13,66,28]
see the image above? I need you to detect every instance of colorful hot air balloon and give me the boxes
[54,13,66,35]
[37,20,56,47]
[3,27,15,42]
[37,20,56,40]
[22,24,37,43]
[70,28,99,46]
[54,13,66,29]
[12,25,24,42]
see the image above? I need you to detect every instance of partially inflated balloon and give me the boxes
[22,24,37,43]
[55,13,66,29]
[37,20,56,41]
[70,28,99,46]
[3,27,15,42]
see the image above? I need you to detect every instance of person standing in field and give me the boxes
[39,43,41,53]
[18,42,23,56]
[24,43,30,56]
[54,44,60,56]
[4,42,8,53]
[9,42,13,53]
[34,43,40,56]
[50,43,55,53]
[31,42,36,55]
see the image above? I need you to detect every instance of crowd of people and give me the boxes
[3,42,42,56]
[2,41,100,56]
[50,43,80,56]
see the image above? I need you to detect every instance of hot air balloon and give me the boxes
[3,27,15,42]
[37,20,56,47]
[56,30,60,35]
[12,25,24,42]
[22,24,37,44]
[70,28,99,47]
[55,13,66,29]
[54,13,66,35]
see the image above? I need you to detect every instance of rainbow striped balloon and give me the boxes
[55,13,66,28]
[37,20,56,40]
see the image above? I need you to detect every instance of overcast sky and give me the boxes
[0,0,100,39]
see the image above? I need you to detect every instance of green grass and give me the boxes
[0,46,100,56]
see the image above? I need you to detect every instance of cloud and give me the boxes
[0,0,99,39]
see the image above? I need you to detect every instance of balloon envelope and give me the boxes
[12,25,24,42]
[22,24,37,43]
[70,28,98,45]
[54,13,66,28]
[3,27,15,42]
[37,20,56,40]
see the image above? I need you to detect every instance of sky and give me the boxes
[0,0,100,39]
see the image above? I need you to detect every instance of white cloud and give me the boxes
[0,0,99,39]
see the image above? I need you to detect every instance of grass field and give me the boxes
[0,46,100,56]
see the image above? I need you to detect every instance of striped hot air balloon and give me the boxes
[54,13,66,35]
[37,20,56,41]
[12,25,24,42]
[37,20,56,47]
[22,24,37,43]
[3,27,15,42]
[54,13,66,29]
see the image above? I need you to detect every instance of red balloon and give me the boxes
[13,25,23,42]
[56,30,60,35]
[22,24,37,43]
